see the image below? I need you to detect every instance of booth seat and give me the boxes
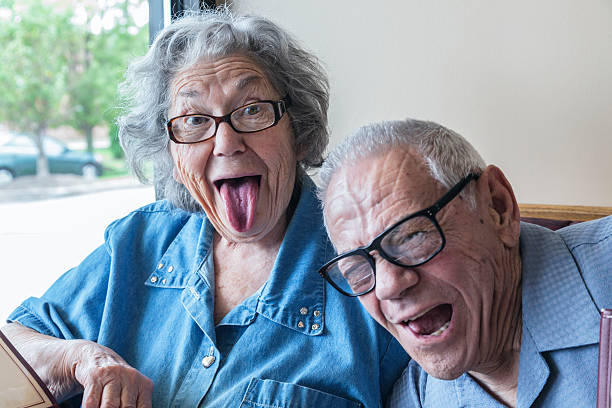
[519,204,612,230]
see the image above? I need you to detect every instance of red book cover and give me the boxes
[0,330,58,408]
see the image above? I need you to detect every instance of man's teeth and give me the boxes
[429,320,450,337]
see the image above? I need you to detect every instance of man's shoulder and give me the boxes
[559,215,612,306]
[558,215,612,251]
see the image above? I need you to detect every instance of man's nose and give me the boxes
[374,258,419,301]
[213,122,247,156]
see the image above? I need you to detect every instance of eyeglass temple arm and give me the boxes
[428,173,480,215]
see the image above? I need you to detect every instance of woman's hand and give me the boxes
[1,323,153,407]
[72,341,153,408]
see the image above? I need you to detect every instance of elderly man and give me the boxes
[317,118,612,407]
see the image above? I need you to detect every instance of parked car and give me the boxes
[0,133,103,183]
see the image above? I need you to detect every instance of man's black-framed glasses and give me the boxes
[167,98,290,144]
[318,173,480,297]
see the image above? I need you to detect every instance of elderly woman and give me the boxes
[2,10,408,408]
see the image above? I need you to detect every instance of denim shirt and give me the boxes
[9,177,409,407]
[389,217,612,407]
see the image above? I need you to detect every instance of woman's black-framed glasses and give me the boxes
[167,98,290,144]
[318,173,480,297]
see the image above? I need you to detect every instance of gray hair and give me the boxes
[118,9,329,212]
[318,119,487,207]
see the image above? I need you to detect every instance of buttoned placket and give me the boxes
[143,214,223,407]
[172,268,221,407]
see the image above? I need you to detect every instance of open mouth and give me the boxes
[402,304,453,337]
[214,175,261,232]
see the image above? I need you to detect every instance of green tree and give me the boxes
[0,0,75,176]
[0,0,148,176]
[65,0,148,154]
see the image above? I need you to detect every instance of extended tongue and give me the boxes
[218,176,259,232]
[408,304,452,336]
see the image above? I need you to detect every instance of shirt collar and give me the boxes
[520,222,600,352]
[146,176,333,336]
[145,209,210,289]
[253,176,331,335]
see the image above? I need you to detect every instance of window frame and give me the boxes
[149,0,218,44]
[147,0,219,199]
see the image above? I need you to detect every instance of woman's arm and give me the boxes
[1,323,153,408]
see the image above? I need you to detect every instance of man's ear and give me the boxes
[477,165,520,248]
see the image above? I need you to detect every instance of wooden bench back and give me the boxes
[519,204,612,230]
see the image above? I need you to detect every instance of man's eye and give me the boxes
[404,231,427,244]
[390,231,427,248]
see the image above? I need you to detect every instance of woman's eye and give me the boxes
[243,104,262,116]
[185,116,209,127]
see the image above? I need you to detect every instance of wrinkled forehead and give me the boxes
[169,55,276,104]
[324,147,443,247]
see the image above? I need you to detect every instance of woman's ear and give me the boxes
[477,165,521,248]
[172,166,184,185]
[169,144,184,185]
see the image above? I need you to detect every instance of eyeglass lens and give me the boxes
[231,103,276,130]
[324,215,442,296]
[325,254,375,296]
[379,215,443,266]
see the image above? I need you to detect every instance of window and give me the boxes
[0,0,155,320]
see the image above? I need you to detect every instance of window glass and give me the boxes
[0,0,154,320]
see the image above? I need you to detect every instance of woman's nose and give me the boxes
[374,259,419,301]
[213,122,247,156]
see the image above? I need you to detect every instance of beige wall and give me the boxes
[234,1,612,206]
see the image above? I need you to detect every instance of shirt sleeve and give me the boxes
[7,228,114,342]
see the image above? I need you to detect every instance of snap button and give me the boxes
[300,307,308,315]
[167,265,174,273]
[297,321,305,328]
[157,263,164,270]
[313,310,321,317]
[311,323,320,331]
[201,355,215,368]
[161,278,167,285]
[150,276,158,283]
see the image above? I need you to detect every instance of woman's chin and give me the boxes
[219,226,260,243]
[215,219,267,243]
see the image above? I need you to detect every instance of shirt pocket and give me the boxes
[240,378,363,408]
